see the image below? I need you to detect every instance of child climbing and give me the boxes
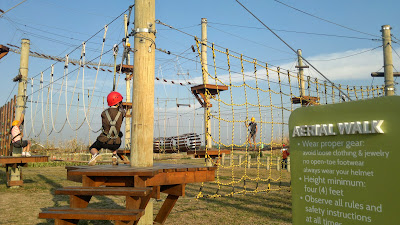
[88,91,125,166]
[11,113,31,156]
[245,117,257,149]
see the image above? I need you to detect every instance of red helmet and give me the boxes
[107,91,123,106]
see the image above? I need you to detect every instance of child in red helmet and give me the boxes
[88,91,125,166]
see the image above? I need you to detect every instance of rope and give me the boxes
[41,72,53,136]
[81,26,108,133]
[65,50,86,131]
[49,64,68,133]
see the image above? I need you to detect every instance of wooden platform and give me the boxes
[191,84,228,107]
[116,64,134,73]
[291,96,319,105]
[0,155,49,164]
[39,163,216,224]
[187,149,231,159]
[0,45,9,60]
[0,155,48,187]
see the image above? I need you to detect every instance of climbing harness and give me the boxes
[103,109,121,140]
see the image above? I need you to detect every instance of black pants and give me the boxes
[13,140,28,148]
[89,139,120,152]
[282,158,288,169]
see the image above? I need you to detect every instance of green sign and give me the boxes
[289,96,399,225]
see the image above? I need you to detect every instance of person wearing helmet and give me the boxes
[10,113,31,156]
[281,144,290,169]
[88,91,126,166]
[245,117,258,149]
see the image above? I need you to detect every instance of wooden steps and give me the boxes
[39,186,153,224]
[55,186,153,196]
[39,208,144,221]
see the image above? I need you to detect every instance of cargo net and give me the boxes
[192,38,385,198]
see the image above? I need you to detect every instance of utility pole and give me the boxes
[382,25,394,96]
[131,0,155,224]
[201,18,213,166]
[11,38,30,187]
[124,14,132,149]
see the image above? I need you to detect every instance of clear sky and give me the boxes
[1,0,399,146]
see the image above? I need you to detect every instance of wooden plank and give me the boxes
[154,195,179,224]
[190,84,228,92]
[0,155,49,164]
[146,170,215,186]
[55,187,153,196]
[8,180,23,187]
[39,208,143,221]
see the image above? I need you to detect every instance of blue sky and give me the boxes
[1,0,399,145]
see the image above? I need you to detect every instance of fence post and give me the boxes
[266,156,270,170]
[230,153,233,166]
[287,157,291,172]
[239,155,242,167]
[221,153,225,166]
[247,155,251,168]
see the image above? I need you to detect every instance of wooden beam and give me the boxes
[160,184,185,197]
[154,195,179,224]
[371,72,400,77]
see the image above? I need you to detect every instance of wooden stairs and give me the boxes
[39,186,153,225]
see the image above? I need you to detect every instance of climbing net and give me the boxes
[191,38,385,197]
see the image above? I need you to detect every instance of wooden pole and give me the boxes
[16,39,30,121]
[131,1,155,224]
[297,49,305,98]
[381,25,394,96]
[201,18,213,166]
[124,14,132,149]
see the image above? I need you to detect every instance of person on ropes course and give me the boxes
[10,113,32,156]
[88,91,126,166]
[281,144,290,169]
[245,117,257,149]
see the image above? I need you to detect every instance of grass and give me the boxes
[0,157,292,225]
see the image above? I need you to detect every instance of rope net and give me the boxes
[192,38,385,198]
